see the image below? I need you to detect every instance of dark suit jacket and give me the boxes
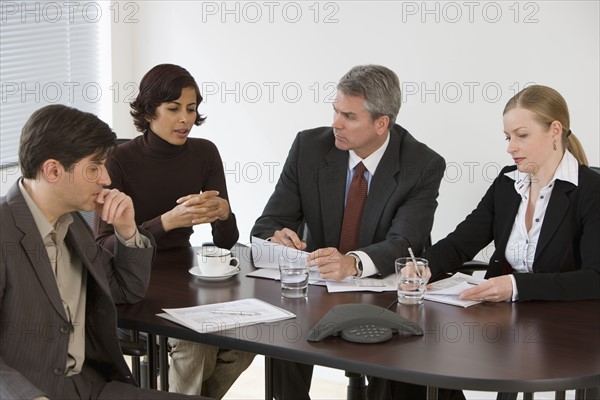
[0,182,156,400]
[251,124,446,277]
[424,164,600,301]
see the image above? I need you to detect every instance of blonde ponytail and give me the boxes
[565,132,589,166]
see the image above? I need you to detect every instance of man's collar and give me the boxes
[19,179,73,239]
[348,132,390,174]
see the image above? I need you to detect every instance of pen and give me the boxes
[407,247,421,278]
[301,223,309,245]
[211,310,259,316]
[467,282,480,286]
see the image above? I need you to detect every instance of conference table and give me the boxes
[116,245,600,399]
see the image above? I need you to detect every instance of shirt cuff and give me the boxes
[348,250,376,278]
[509,274,519,302]
[115,228,152,248]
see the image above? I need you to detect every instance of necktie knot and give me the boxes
[354,162,366,178]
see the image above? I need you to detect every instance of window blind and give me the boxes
[1,1,103,166]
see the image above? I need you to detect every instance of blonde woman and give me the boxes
[423,85,599,302]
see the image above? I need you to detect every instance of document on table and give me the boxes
[158,298,296,333]
[249,236,309,269]
[424,272,486,308]
[248,237,398,291]
[247,267,328,286]
[325,275,397,293]
[248,236,328,284]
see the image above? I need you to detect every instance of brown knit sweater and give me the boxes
[95,131,239,251]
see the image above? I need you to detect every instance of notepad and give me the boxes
[247,236,329,284]
[249,236,309,269]
[158,298,296,333]
[325,275,397,293]
[424,272,486,308]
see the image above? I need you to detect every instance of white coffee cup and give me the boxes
[196,246,240,277]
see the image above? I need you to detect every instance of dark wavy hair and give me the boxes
[19,104,116,179]
[130,64,206,132]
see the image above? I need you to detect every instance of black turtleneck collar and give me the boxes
[141,130,187,158]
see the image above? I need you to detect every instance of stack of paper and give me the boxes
[249,237,399,292]
[325,275,397,293]
[250,236,308,269]
[424,272,486,307]
[158,298,296,333]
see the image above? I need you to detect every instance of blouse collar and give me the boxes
[505,150,579,195]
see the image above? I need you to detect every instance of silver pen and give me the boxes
[211,310,259,316]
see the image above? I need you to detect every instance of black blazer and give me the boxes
[0,182,156,400]
[251,124,446,277]
[424,164,600,301]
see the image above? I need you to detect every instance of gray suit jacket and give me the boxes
[0,182,155,400]
[251,124,445,277]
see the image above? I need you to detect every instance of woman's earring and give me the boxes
[553,141,557,151]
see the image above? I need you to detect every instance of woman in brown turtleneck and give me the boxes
[95,64,254,399]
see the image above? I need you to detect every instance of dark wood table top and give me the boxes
[116,245,600,392]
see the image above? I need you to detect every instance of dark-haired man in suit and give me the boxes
[0,104,209,400]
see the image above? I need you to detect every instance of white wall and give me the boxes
[109,0,599,250]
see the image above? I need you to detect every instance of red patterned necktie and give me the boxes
[338,162,367,253]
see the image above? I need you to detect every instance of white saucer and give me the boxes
[188,266,241,281]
